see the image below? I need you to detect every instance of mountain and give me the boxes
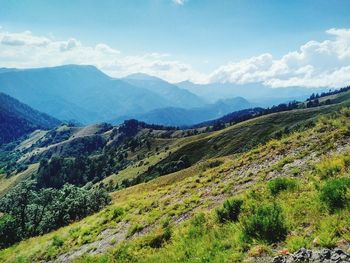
[0,65,203,124]
[123,73,206,109]
[177,81,328,106]
[112,96,252,126]
[0,92,60,144]
[2,88,350,261]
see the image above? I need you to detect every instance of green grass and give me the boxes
[3,92,350,262]
[0,163,38,197]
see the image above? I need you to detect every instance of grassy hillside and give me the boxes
[105,90,350,189]
[2,91,350,262]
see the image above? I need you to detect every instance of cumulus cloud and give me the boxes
[209,28,350,88]
[1,27,350,87]
[59,38,80,52]
[0,28,204,83]
[0,30,50,46]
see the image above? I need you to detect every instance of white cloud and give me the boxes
[0,28,204,83]
[1,27,350,87]
[0,30,50,46]
[59,38,80,52]
[209,28,350,88]
[172,0,187,5]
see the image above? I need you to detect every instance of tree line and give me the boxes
[0,181,110,248]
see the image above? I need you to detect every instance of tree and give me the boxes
[0,214,18,248]
[0,180,110,249]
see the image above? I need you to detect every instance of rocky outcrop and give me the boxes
[273,248,350,263]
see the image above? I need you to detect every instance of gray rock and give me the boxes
[266,248,350,263]
[293,248,312,262]
[273,255,287,263]
[330,253,341,262]
[320,248,331,260]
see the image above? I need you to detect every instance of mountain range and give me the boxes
[0,65,328,126]
[0,65,206,124]
[112,96,252,126]
[177,80,327,106]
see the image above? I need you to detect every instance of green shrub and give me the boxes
[112,207,124,220]
[0,214,18,248]
[242,203,288,244]
[216,198,243,223]
[268,177,297,196]
[52,236,64,247]
[320,178,350,212]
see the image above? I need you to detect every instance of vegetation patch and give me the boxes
[268,177,297,196]
[320,177,350,212]
[216,198,243,223]
[241,203,288,244]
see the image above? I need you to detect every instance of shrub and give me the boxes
[268,177,297,196]
[242,203,288,244]
[320,178,350,212]
[216,198,243,223]
[0,214,18,248]
[112,207,124,220]
[52,236,64,247]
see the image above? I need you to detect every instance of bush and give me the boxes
[112,207,124,220]
[0,214,18,248]
[320,178,350,212]
[242,203,288,244]
[216,198,243,223]
[268,177,297,196]
[52,236,64,247]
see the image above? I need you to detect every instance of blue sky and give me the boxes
[1,0,350,87]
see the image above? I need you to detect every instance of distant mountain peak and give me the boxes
[176,80,194,85]
[124,73,161,81]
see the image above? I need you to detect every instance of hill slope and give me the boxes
[0,93,60,144]
[2,90,350,262]
[2,89,350,262]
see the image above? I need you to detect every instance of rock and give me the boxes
[273,255,287,263]
[330,252,340,262]
[319,248,332,260]
[293,248,312,262]
[264,248,350,262]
